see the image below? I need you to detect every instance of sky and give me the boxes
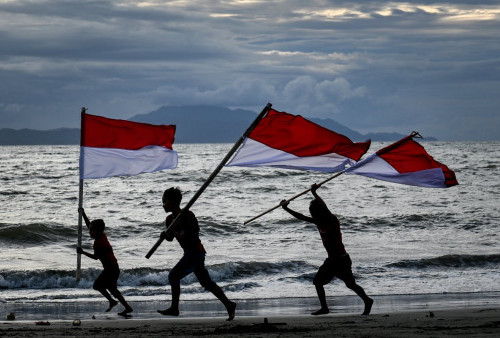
[1,0,499,141]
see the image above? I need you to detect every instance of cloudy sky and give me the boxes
[1,0,499,140]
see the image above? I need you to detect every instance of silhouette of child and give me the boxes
[77,207,133,317]
[156,187,236,320]
[281,184,373,316]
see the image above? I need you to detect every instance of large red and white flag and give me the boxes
[345,132,458,188]
[226,108,371,172]
[80,113,177,179]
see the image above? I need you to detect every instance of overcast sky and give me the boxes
[1,1,499,140]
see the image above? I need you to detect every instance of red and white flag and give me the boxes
[227,108,370,172]
[80,113,177,179]
[345,132,458,188]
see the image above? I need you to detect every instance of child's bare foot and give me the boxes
[362,298,374,315]
[157,307,179,316]
[118,307,133,317]
[311,307,329,315]
[226,301,237,321]
[106,300,118,312]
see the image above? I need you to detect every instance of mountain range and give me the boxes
[0,105,419,145]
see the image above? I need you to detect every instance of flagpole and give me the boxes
[244,171,345,225]
[76,107,87,281]
[146,103,273,259]
[76,179,84,281]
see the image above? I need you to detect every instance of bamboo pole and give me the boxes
[243,171,345,225]
[76,107,87,281]
[76,179,84,281]
[146,103,273,259]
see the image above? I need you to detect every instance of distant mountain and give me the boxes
[0,128,79,145]
[0,105,425,145]
[130,105,388,142]
[130,105,262,143]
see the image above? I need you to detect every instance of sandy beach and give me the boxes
[1,307,499,337]
[2,293,500,337]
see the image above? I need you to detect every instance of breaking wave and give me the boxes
[0,260,314,291]
[386,254,500,269]
[0,222,76,245]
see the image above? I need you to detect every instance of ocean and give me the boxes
[1,142,499,318]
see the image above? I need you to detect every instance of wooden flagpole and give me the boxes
[76,107,87,281]
[243,171,345,225]
[76,179,84,281]
[146,102,273,259]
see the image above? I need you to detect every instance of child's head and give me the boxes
[89,219,105,238]
[162,187,182,207]
[309,199,331,223]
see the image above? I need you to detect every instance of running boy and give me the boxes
[280,184,373,316]
[157,187,236,320]
[77,207,133,317]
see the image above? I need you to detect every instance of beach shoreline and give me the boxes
[2,291,500,320]
[1,307,499,337]
[2,292,500,337]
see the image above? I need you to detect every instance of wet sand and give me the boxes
[2,293,500,337]
[1,308,499,337]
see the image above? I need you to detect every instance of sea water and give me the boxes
[0,142,499,314]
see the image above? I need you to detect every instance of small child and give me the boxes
[281,184,373,316]
[77,207,133,317]
[157,187,236,320]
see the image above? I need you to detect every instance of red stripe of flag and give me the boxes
[81,113,175,150]
[249,109,370,161]
[376,135,458,187]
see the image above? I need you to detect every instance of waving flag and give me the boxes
[80,113,177,179]
[345,132,458,188]
[226,108,370,172]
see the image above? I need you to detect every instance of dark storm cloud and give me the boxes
[0,0,499,140]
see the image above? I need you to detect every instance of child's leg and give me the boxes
[107,268,133,314]
[195,263,236,321]
[158,256,192,316]
[94,272,118,311]
[311,261,333,315]
[158,280,181,316]
[97,288,117,307]
[344,279,373,315]
[203,282,236,321]
[108,287,133,314]
[312,284,329,315]
[338,254,374,315]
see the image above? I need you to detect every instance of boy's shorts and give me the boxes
[168,252,215,289]
[94,266,120,290]
[313,253,356,286]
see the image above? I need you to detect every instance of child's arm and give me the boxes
[78,207,91,228]
[161,215,176,242]
[310,184,323,203]
[76,247,97,260]
[280,200,314,223]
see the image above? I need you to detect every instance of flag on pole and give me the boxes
[345,132,458,188]
[80,113,177,179]
[226,108,371,172]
